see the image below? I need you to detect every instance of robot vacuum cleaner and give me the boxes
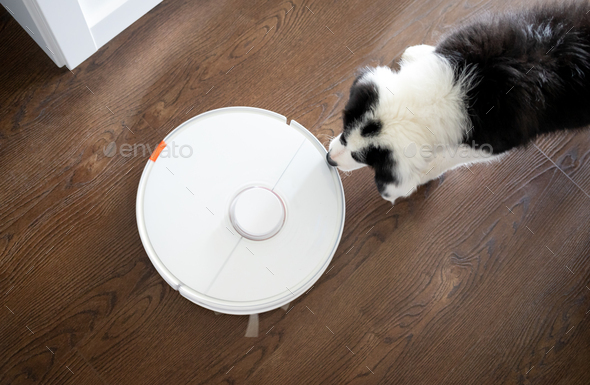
[136,107,345,315]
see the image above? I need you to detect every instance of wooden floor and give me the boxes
[1,0,590,384]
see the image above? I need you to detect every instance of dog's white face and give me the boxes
[326,134,366,172]
[325,71,388,173]
[326,66,402,199]
[327,45,470,204]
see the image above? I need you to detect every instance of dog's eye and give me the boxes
[361,120,382,137]
[340,134,347,146]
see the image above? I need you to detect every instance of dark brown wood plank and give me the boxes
[1,0,589,384]
[536,131,590,197]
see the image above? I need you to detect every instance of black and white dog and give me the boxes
[327,2,590,204]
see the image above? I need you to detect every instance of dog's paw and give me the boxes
[379,182,417,205]
[401,44,436,63]
[381,194,398,205]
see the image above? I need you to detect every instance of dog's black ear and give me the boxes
[343,81,379,127]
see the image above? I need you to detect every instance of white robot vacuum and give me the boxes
[136,107,345,315]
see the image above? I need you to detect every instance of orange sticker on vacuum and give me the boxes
[150,141,167,162]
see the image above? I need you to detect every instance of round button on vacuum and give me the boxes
[229,187,285,240]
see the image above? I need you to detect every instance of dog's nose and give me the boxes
[326,152,338,167]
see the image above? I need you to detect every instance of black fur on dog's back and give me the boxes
[436,2,590,154]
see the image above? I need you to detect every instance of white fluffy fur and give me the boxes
[329,45,499,204]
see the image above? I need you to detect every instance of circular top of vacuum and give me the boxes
[229,186,286,241]
[136,107,345,315]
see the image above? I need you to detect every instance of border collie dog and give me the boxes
[327,2,590,204]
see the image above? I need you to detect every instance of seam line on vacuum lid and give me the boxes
[272,138,306,191]
[204,238,243,295]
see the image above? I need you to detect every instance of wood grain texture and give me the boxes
[1,0,589,384]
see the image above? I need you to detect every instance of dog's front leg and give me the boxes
[378,161,449,204]
[377,181,421,205]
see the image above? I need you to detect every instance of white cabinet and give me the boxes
[1,0,161,69]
